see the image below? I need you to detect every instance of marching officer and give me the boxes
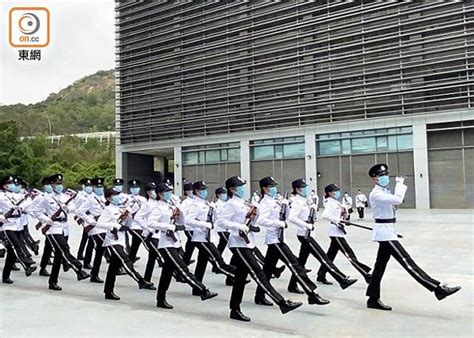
[219,176,302,322]
[214,187,230,254]
[355,189,368,220]
[127,179,147,263]
[74,177,108,283]
[287,178,357,293]
[76,178,94,261]
[253,176,329,307]
[366,164,461,310]
[27,174,90,290]
[342,192,353,220]
[181,181,197,265]
[186,181,236,293]
[0,176,37,284]
[148,183,218,309]
[98,188,154,300]
[317,184,372,284]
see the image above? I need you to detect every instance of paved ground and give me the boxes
[0,209,472,337]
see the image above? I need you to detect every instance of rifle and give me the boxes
[111,209,130,240]
[37,191,77,234]
[343,221,403,238]
[205,200,215,242]
[239,200,260,244]
[305,205,317,239]
[166,202,181,242]
[0,196,28,226]
[277,192,289,242]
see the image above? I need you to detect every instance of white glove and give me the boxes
[202,221,212,229]
[142,229,150,238]
[112,223,121,230]
[395,176,405,184]
[237,224,249,232]
[167,224,176,232]
[46,218,55,226]
[276,220,286,228]
[0,215,6,223]
[307,224,314,231]
[62,205,69,213]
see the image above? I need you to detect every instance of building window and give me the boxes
[316,127,413,156]
[250,136,305,160]
[182,142,240,165]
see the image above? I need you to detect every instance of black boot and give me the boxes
[279,300,303,314]
[273,265,286,279]
[105,292,120,300]
[303,268,312,273]
[435,284,461,301]
[157,298,173,309]
[2,278,13,284]
[49,283,62,291]
[367,298,392,311]
[200,289,218,301]
[77,270,91,281]
[287,286,304,294]
[192,289,201,296]
[340,277,358,290]
[39,268,50,277]
[63,263,70,272]
[117,267,127,275]
[316,277,333,285]
[364,273,372,284]
[230,309,251,322]
[0,248,6,258]
[254,297,273,306]
[138,280,155,290]
[308,293,330,305]
[83,262,92,270]
[11,264,20,271]
[25,265,37,277]
[90,275,104,283]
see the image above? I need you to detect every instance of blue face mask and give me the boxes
[111,195,121,206]
[13,184,21,193]
[268,186,278,198]
[235,185,246,198]
[333,191,341,199]
[44,185,53,193]
[198,190,208,199]
[94,187,104,196]
[6,183,16,192]
[53,184,63,193]
[301,186,308,198]
[150,191,157,200]
[84,186,93,194]
[113,185,123,193]
[378,175,390,187]
[130,187,140,195]
[163,191,172,202]
[218,193,228,201]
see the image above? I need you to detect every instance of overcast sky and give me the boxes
[0,0,115,105]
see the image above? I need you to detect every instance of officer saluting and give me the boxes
[366,164,461,310]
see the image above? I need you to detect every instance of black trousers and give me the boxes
[144,237,161,282]
[217,232,229,254]
[20,225,38,254]
[2,230,33,280]
[256,243,316,299]
[157,247,207,300]
[104,244,145,294]
[128,229,143,262]
[253,246,266,265]
[83,236,95,266]
[357,207,365,219]
[77,229,88,259]
[194,241,234,286]
[366,241,440,299]
[289,236,348,290]
[40,237,53,269]
[90,233,106,277]
[229,247,285,310]
[182,230,196,264]
[317,236,371,279]
[47,234,83,285]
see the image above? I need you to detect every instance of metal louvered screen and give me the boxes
[116,1,474,145]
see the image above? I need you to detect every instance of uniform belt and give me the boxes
[8,215,21,219]
[94,216,100,221]
[375,218,396,224]
[55,217,68,223]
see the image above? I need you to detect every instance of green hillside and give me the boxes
[0,69,115,136]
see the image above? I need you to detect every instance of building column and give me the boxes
[304,132,317,192]
[412,120,430,209]
[240,139,251,200]
[174,146,183,196]
[115,148,127,179]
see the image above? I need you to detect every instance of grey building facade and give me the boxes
[115,1,474,208]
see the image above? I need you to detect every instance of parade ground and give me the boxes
[0,209,472,338]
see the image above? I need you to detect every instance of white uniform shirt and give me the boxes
[96,204,130,247]
[75,193,107,235]
[187,197,217,244]
[219,196,256,249]
[26,191,76,236]
[0,191,24,231]
[254,195,286,245]
[147,200,181,248]
[355,193,368,208]
[12,192,32,231]
[288,194,315,237]
[214,198,228,232]
[369,182,407,241]
[133,198,160,239]
[309,192,319,208]
[342,195,353,209]
[123,194,146,230]
[180,195,195,230]
[322,197,346,238]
